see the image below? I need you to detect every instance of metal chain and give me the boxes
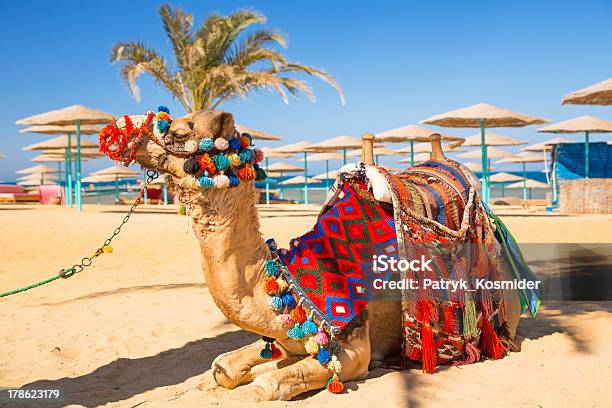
[58,169,159,279]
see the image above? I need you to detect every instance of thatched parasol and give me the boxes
[521,137,572,152]
[298,152,342,189]
[16,105,113,211]
[304,135,367,165]
[537,115,612,178]
[562,78,612,106]
[235,124,282,141]
[280,176,319,185]
[462,132,527,147]
[266,162,304,173]
[313,170,339,180]
[462,161,495,172]
[17,178,58,186]
[457,147,517,159]
[17,173,59,185]
[16,165,62,175]
[91,166,139,204]
[375,125,464,166]
[19,124,102,135]
[496,153,550,200]
[507,178,549,199]
[398,152,431,164]
[488,171,523,197]
[422,103,547,204]
[256,147,294,204]
[23,135,99,151]
[275,141,315,204]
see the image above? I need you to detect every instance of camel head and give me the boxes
[99,108,267,200]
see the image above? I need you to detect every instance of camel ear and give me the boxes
[211,111,235,140]
[190,110,235,140]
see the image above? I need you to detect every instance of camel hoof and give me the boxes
[212,354,241,389]
[249,375,283,401]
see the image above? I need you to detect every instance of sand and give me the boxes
[0,204,610,408]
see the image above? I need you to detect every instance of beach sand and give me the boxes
[0,204,610,407]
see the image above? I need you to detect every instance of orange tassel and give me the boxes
[289,304,307,323]
[263,277,279,295]
[421,323,436,374]
[480,317,505,359]
[443,304,455,333]
[327,374,344,393]
[416,299,437,324]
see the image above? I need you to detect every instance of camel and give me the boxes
[103,109,524,401]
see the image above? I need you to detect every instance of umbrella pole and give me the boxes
[66,133,73,208]
[115,175,119,204]
[479,119,489,204]
[410,140,415,166]
[76,120,82,212]
[303,152,309,205]
[279,172,284,199]
[522,161,527,201]
[585,131,590,179]
[144,172,148,204]
[163,177,168,207]
[343,148,347,165]
[325,160,330,190]
[501,183,505,197]
[265,157,270,205]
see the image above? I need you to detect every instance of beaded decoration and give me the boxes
[262,238,344,394]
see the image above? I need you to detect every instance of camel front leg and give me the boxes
[248,324,371,401]
[212,339,276,388]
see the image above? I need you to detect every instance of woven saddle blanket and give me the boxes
[277,160,540,368]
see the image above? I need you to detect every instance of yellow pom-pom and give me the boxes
[103,245,113,253]
[305,337,319,355]
[276,278,288,293]
[228,153,241,167]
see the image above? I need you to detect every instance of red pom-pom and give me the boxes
[270,343,282,359]
[289,304,307,323]
[240,135,251,148]
[327,375,344,394]
[264,277,279,295]
[197,154,216,174]
[237,165,256,181]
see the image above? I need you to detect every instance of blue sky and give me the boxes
[1,0,611,181]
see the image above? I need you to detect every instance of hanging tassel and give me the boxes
[305,337,319,355]
[327,355,343,373]
[279,306,292,327]
[287,323,305,339]
[420,323,436,374]
[317,347,331,364]
[480,316,505,359]
[452,341,481,366]
[443,304,455,334]
[268,296,283,311]
[289,304,307,324]
[276,278,288,293]
[302,315,318,335]
[270,343,282,359]
[462,295,478,338]
[314,327,329,345]
[260,342,273,359]
[327,373,344,394]
[263,276,279,295]
[281,292,296,308]
[416,299,437,324]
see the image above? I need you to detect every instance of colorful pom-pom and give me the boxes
[287,323,305,339]
[270,343,282,359]
[279,307,292,327]
[314,327,329,345]
[327,355,343,373]
[269,296,283,311]
[317,347,331,364]
[242,132,252,142]
[156,111,171,122]
[327,373,344,394]
[290,305,307,324]
[157,119,170,133]
[157,105,170,114]
[265,259,280,277]
[214,138,229,151]
[197,175,214,189]
[266,239,278,252]
[228,173,240,187]
[240,135,251,148]
[238,165,256,181]
[302,317,318,335]
[184,139,198,153]
[305,337,319,355]
[228,137,241,150]
[252,147,264,163]
[199,138,214,152]
[213,174,230,188]
[238,148,254,164]
[255,167,267,181]
[228,153,241,167]
[264,277,279,295]
[327,339,341,355]
[212,154,230,171]
[197,154,216,174]
[183,157,200,174]
[281,292,295,308]
[276,278,288,293]
[260,343,272,359]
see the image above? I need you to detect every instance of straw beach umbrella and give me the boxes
[280,175,319,185]
[462,132,527,147]
[235,125,282,141]
[305,135,365,165]
[347,146,399,164]
[299,152,342,189]
[562,78,612,105]
[276,141,314,204]
[537,115,612,178]
[422,103,548,204]
[266,161,304,200]
[507,178,549,199]
[462,161,496,173]
[313,170,338,181]
[496,153,547,200]
[522,137,572,153]
[398,152,431,164]
[487,172,523,197]
[259,147,294,204]
[375,125,464,165]
[92,165,140,204]
[16,105,114,211]
[457,147,517,160]
[16,165,62,185]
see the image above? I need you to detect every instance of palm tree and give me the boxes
[111,4,344,112]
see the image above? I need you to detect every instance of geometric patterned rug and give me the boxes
[278,182,398,330]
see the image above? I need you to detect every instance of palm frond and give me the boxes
[158,4,195,71]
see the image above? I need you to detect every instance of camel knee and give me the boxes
[212,353,250,389]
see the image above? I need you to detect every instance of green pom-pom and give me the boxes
[265,259,280,277]
[260,344,272,359]
[302,318,317,335]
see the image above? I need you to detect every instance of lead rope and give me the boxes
[0,170,159,298]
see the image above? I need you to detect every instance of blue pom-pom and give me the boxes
[238,148,254,164]
[287,323,304,339]
[228,173,240,187]
[269,296,283,311]
[228,137,241,150]
[199,138,214,151]
[317,347,331,364]
[198,176,214,189]
[212,154,230,170]
[265,260,280,277]
[266,239,278,252]
[281,292,295,308]
[260,344,272,359]
[158,105,170,113]
[157,119,170,133]
[302,318,318,335]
